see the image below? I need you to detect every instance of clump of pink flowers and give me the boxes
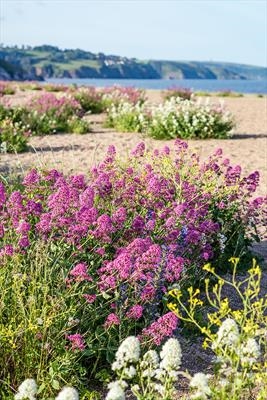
[67,333,85,351]
[0,140,265,358]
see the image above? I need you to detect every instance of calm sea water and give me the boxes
[45,78,267,94]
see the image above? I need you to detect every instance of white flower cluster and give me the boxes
[239,338,261,365]
[139,349,159,378]
[106,381,127,400]
[107,336,182,400]
[107,101,145,130]
[209,318,261,397]
[217,233,227,253]
[107,96,233,139]
[213,318,261,365]
[212,318,240,349]
[190,372,211,400]
[14,379,79,400]
[148,97,233,139]
[14,379,37,400]
[112,336,140,371]
[56,387,79,400]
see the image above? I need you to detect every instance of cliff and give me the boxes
[0,45,266,81]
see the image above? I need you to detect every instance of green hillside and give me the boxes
[0,45,266,80]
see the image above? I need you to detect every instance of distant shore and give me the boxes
[44,78,267,94]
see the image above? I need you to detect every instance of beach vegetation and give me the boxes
[0,142,265,398]
[162,86,193,101]
[0,81,16,96]
[106,97,235,139]
[216,90,244,98]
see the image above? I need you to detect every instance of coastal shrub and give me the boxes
[0,93,90,136]
[195,91,211,97]
[168,258,267,400]
[146,98,235,139]
[102,85,147,107]
[0,142,265,397]
[67,115,91,134]
[0,81,16,96]
[105,101,146,132]
[0,105,29,152]
[105,259,267,400]
[19,81,43,91]
[106,97,235,139]
[74,87,105,114]
[43,83,70,92]
[23,93,90,135]
[0,117,29,153]
[163,86,193,101]
[26,92,82,119]
[216,90,243,98]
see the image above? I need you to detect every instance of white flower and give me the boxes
[112,336,140,371]
[106,381,126,400]
[131,384,140,394]
[55,387,79,400]
[140,350,159,378]
[239,338,261,365]
[190,373,211,399]
[14,379,37,400]
[153,383,165,396]
[213,318,239,349]
[36,318,43,325]
[123,365,136,379]
[218,233,227,252]
[159,338,182,372]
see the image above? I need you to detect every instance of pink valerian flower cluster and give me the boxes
[83,294,97,303]
[103,85,146,105]
[67,333,85,351]
[141,312,179,345]
[104,313,121,328]
[0,141,264,257]
[26,92,82,117]
[126,305,144,320]
[164,86,193,101]
[0,141,265,347]
[69,263,93,283]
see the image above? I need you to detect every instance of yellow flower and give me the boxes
[229,257,240,265]
[168,288,182,298]
[203,263,214,273]
[168,302,178,313]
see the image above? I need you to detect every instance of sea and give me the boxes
[45,78,267,94]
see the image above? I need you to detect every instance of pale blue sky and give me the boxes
[0,0,266,66]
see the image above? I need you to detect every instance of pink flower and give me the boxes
[67,333,85,351]
[83,294,96,303]
[126,305,143,320]
[104,313,120,328]
[141,312,179,345]
[131,142,145,157]
[16,221,31,234]
[18,236,30,248]
[0,182,6,207]
[69,263,92,282]
[0,244,14,257]
[23,169,40,186]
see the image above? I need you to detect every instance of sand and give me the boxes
[0,91,266,197]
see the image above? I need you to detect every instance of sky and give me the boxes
[0,0,266,67]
